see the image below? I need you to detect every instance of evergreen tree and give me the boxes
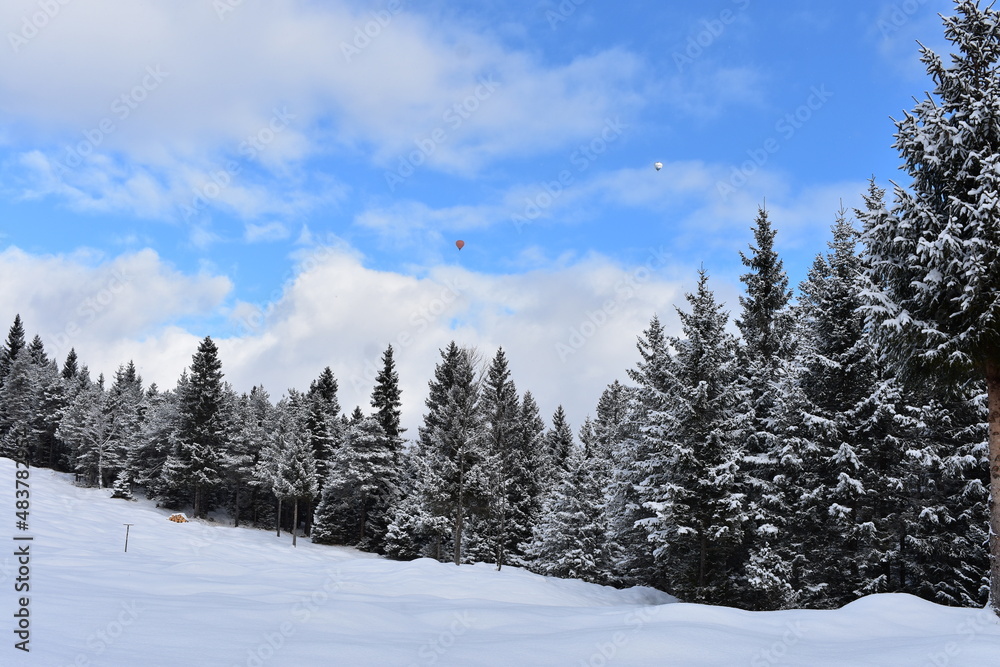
[306,367,342,493]
[640,269,745,603]
[524,440,609,583]
[383,443,440,560]
[472,348,537,569]
[107,361,145,499]
[313,415,397,549]
[132,384,180,501]
[163,337,227,517]
[56,372,110,487]
[901,377,990,606]
[272,399,318,547]
[788,210,900,608]
[0,314,26,386]
[418,342,483,565]
[540,405,574,493]
[371,345,404,442]
[857,1,1000,613]
[62,349,79,380]
[734,207,797,609]
[224,386,273,528]
[605,321,668,588]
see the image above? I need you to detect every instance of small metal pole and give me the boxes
[123,524,134,552]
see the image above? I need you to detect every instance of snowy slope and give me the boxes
[2,457,999,666]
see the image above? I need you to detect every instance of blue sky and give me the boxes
[0,0,956,434]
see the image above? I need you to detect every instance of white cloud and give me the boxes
[0,0,644,220]
[244,221,290,243]
[0,242,689,438]
[213,245,689,437]
[0,245,231,379]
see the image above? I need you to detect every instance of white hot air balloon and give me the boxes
[654,161,663,171]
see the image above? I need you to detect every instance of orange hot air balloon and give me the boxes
[455,240,465,250]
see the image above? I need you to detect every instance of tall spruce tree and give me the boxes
[419,342,483,565]
[857,0,1000,614]
[473,348,531,569]
[640,269,745,603]
[107,361,145,499]
[734,207,796,609]
[371,345,404,443]
[524,439,609,583]
[0,314,26,387]
[606,320,669,588]
[164,336,227,517]
[272,398,318,547]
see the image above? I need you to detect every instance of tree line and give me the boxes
[0,197,988,611]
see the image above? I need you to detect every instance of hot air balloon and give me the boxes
[455,240,465,250]
[654,161,663,171]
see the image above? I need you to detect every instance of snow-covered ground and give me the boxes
[2,457,999,666]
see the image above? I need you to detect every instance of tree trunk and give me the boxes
[292,499,299,548]
[454,456,465,566]
[359,491,367,544]
[699,529,707,592]
[985,364,1000,617]
[276,497,282,537]
[234,485,241,528]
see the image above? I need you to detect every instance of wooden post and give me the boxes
[123,524,134,553]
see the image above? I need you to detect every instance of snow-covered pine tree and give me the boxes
[56,369,110,487]
[0,314,26,387]
[107,361,145,499]
[523,438,609,583]
[306,367,342,499]
[222,386,273,527]
[418,342,483,565]
[61,348,78,380]
[468,348,522,569]
[539,405,574,494]
[272,398,318,547]
[787,209,911,609]
[902,376,990,606]
[858,0,1000,614]
[129,384,177,500]
[371,345,404,444]
[383,442,441,560]
[640,269,745,603]
[606,321,669,588]
[163,337,228,518]
[732,206,796,609]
